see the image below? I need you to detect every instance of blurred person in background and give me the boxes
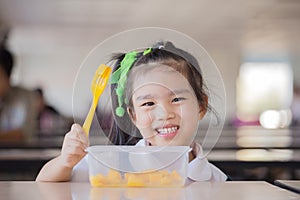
[34,87,72,136]
[0,43,38,142]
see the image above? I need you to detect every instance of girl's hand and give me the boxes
[60,123,89,168]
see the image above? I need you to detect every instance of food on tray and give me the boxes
[90,169,183,187]
[90,169,122,187]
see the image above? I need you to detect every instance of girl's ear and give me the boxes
[199,95,208,120]
[199,108,206,120]
[127,107,137,125]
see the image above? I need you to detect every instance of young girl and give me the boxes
[36,41,229,182]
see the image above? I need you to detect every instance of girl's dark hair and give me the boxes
[105,41,210,145]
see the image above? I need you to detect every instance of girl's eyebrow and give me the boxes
[135,94,156,101]
[135,89,191,101]
[169,89,191,96]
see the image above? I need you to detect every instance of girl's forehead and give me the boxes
[133,63,186,80]
[131,65,192,95]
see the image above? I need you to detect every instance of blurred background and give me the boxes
[0,0,300,182]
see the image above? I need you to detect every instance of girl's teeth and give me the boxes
[157,127,178,134]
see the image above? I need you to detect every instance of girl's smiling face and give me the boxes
[127,65,206,146]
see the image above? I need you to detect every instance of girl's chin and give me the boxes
[151,138,190,146]
[143,132,192,146]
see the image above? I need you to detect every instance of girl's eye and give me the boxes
[141,102,155,107]
[172,97,186,103]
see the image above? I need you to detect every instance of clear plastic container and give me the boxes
[86,145,190,187]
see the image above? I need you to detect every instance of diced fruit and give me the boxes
[90,169,183,187]
[148,171,163,185]
[90,173,106,187]
[126,173,148,187]
[107,169,122,185]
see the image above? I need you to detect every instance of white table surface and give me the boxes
[0,181,298,200]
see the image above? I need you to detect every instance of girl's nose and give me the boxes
[153,104,176,121]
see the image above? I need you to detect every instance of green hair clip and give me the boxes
[143,48,152,55]
[111,48,152,117]
[111,51,138,117]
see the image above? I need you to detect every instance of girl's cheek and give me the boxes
[135,111,153,129]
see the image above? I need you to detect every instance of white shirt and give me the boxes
[71,140,227,182]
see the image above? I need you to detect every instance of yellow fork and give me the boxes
[83,64,111,136]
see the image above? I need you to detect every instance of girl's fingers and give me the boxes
[62,141,85,157]
[71,124,89,147]
[60,124,88,168]
[62,127,88,156]
[64,140,86,154]
[63,124,89,147]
